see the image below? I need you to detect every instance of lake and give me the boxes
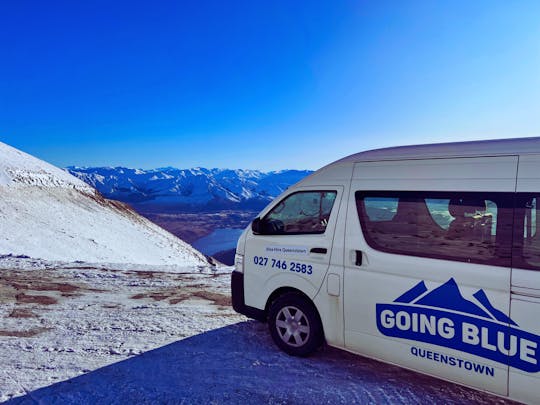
[192,228,244,256]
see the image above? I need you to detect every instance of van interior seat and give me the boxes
[447,198,491,242]
[284,217,325,233]
[363,198,445,243]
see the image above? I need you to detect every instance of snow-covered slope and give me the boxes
[0,143,92,191]
[0,142,208,266]
[67,166,312,210]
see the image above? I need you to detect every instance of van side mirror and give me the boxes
[252,217,262,234]
[252,217,285,235]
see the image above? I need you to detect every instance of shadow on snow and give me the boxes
[7,321,511,404]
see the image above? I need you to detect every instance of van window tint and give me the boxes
[261,191,337,235]
[425,198,499,235]
[514,195,540,271]
[364,197,398,222]
[356,191,513,267]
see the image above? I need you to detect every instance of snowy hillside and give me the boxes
[0,142,208,266]
[67,166,312,210]
[0,143,92,191]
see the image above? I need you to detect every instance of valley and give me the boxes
[66,166,311,264]
[140,209,256,245]
[139,209,258,264]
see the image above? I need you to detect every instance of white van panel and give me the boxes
[313,184,349,347]
[344,156,517,396]
[243,186,345,311]
[508,296,540,404]
[516,154,540,192]
[297,163,353,187]
[343,256,511,395]
[345,330,507,395]
[512,269,540,292]
[509,154,540,403]
[353,156,518,192]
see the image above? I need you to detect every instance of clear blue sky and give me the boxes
[1,1,539,170]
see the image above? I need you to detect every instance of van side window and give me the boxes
[356,191,513,267]
[514,195,540,271]
[364,197,398,222]
[260,191,337,235]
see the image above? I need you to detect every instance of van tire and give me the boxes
[268,292,324,357]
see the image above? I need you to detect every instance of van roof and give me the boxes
[335,136,540,164]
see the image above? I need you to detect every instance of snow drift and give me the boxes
[0,142,208,266]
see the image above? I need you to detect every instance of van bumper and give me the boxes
[231,271,266,322]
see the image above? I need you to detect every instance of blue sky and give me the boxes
[1,1,539,170]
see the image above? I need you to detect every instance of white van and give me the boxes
[231,137,540,403]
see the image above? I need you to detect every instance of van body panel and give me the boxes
[353,156,518,192]
[312,180,350,347]
[509,154,540,403]
[511,269,540,292]
[337,137,540,164]
[235,227,248,256]
[295,163,353,187]
[343,156,518,396]
[243,185,345,311]
[259,273,319,306]
[343,265,511,395]
[516,154,540,192]
[313,276,343,347]
[344,330,508,394]
[508,296,540,404]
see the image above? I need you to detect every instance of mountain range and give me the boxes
[67,166,313,211]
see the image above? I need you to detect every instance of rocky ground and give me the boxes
[0,258,514,404]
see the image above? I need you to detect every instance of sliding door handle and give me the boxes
[310,247,327,254]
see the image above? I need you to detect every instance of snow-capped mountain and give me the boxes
[67,166,312,210]
[0,142,208,266]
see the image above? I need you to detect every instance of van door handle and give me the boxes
[355,250,363,266]
[310,247,327,254]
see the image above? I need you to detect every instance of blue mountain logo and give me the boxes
[376,278,539,373]
[394,278,518,326]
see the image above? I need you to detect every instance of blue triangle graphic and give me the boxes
[394,281,428,303]
[473,289,518,326]
[414,278,493,319]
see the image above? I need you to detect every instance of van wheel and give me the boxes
[268,292,323,356]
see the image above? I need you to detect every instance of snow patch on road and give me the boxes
[0,261,238,402]
[0,260,513,404]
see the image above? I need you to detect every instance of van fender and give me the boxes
[255,273,318,311]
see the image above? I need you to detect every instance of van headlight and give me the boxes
[234,253,244,273]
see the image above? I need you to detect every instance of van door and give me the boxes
[243,186,344,312]
[343,156,517,396]
[509,154,540,404]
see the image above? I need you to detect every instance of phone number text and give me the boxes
[253,256,313,275]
